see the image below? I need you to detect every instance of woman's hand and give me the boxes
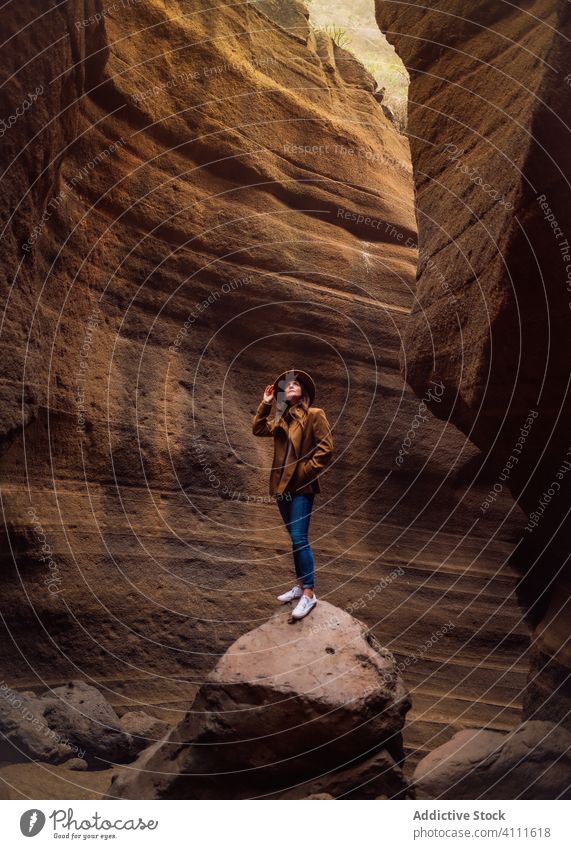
[263,384,275,404]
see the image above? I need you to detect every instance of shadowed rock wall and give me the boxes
[375,0,571,725]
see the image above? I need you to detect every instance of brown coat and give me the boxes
[252,400,334,497]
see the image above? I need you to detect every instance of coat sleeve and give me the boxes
[252,400,276,437]
[305,409,334,473]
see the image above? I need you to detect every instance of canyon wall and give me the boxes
[375,0,571,724]
[1,0,527,779]
[0,0,409,692]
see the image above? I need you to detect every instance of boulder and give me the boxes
[413,721,571,799]
[108,601,411,799]
[0,686,73,764]
[1,680,148,768]
[277,747,408,800]
[119,711,170,755]
[40,681,133,768]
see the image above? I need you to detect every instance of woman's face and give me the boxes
[284,379,302,404]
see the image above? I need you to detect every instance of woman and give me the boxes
[252,369,334,620]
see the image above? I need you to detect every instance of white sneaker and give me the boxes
[277,585,303,603]
[291,592,317,619]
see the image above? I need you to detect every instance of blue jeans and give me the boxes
[276,493,315,589]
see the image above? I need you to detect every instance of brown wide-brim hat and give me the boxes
[273,368,316,405]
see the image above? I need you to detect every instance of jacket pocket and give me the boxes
[296,458,313,485]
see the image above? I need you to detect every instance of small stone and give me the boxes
[63,758,88,771]
[305,793,334,799]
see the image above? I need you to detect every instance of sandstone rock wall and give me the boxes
[375,0,571,724]
[1,0,527,778]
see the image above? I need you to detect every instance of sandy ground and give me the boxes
[0,762,115,800]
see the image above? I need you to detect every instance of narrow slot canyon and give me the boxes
[0,0,569,803]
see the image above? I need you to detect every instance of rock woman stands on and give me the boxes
[252,369,334,620]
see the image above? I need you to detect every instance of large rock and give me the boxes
[108,602,411,799]
[0,685,74,764]
[413,721,571,800]
[0,680,134,768]
[40,681,133,768]
[375,0,571,726]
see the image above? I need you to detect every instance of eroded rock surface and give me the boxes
[0,680,133,767]
[375,0,571,727]
[0,0,530,787]
[0,0,417,692]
